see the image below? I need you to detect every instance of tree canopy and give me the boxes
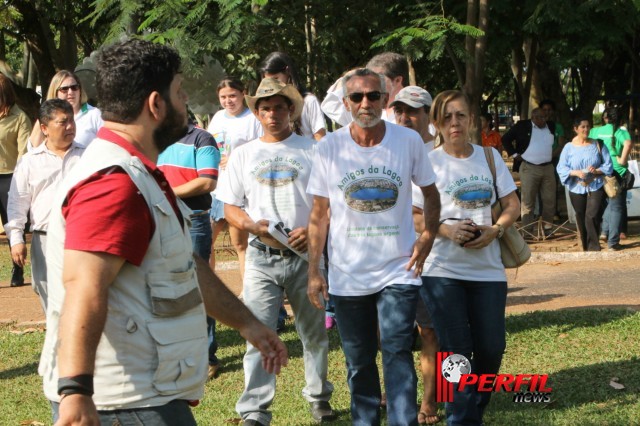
[1,0,639,132]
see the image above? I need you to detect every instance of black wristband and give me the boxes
[58,374,94,396]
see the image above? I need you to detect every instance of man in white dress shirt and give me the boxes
[502,108,556,228]
[5,99,85,312]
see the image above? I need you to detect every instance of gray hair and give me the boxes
[342,68,386,95]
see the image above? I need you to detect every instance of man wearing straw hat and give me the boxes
[217,77,334,426]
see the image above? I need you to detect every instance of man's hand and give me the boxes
[10,243,27,267]
[307,270,328,310]
[238,323,288,375]
[55,394,99,426]
[406,231,435,277]
[219,155,228,171]
[287,227,307,252]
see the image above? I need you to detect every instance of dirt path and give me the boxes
[3,254,640,326]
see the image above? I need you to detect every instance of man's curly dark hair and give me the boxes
[96,39,181,124]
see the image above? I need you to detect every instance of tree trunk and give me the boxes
[304,1,315,90]
[407,56,416,86]
[520,37,538,119]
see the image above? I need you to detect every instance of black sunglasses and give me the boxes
[57,84,80,94]
[346,91,383,103]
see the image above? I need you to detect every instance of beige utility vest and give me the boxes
[39,138,208,409]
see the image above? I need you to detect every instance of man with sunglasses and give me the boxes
[307,68,440,425]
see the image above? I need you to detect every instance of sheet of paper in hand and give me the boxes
[268,221,309,262]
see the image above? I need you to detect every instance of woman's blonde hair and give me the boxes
[430,90,473,147]
[46,70,88,105]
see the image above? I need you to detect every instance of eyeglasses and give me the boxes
[57,84,80,94]
[346,91,383,103]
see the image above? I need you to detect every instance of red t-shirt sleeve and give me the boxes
[62,167,154,266]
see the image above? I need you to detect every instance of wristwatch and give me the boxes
[493,223,505,239]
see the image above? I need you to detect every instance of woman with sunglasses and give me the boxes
[29,70,103,148]
[418,90,520,425]
[260,51,326,141]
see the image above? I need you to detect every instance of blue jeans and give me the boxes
[420,276,507,426]
[236,246,332,424]
[602,186,627,247]
[51,399,196,425]
[333,284,419,426]
[189,212,218,365]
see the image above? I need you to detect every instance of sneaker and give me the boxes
[600,234,607,242]
[325,315,336,330]
[620,233,627,240]
[10,266,24,287]
[309,401,336,423]
[608,244,623,251]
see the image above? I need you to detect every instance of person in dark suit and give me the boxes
[502,108,556,229]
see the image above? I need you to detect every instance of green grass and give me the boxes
[1,309,640,425]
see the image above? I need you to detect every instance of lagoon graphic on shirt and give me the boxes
[344,178,399,213]
[255,163,299,187]
[451,181,493,210]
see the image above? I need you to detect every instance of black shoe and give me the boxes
[608,244,623,251]
[309,401,336,423]
[10,266,24,287]
[243,420,267,426]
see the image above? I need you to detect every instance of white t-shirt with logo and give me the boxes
[307,123,436,296]
[421,145,517,281]
[207,108,262,157]
[300,94,326,139]
[216,133,315,231]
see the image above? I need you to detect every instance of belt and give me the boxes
[249,239,295,257]
[33,230,47,235]
[522,159,553,167]
[190,209,210,217]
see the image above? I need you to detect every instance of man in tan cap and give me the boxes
[217,77,334,426]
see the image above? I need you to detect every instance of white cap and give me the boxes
[390,86,433,108]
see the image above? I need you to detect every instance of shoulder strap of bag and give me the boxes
[483,146,499,198]
[595,139,605,166]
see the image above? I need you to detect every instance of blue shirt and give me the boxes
[557,140,613,194]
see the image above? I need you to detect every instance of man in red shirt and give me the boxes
[41,39,287,425]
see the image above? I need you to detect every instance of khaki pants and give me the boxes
[519,162,556,226]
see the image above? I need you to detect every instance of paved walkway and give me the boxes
[2,221,639,326]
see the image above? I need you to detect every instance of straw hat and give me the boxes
[245,77,304,121]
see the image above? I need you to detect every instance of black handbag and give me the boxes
[622,170,636,190]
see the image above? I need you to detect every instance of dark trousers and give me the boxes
[569,188,606,251]
[0,174,22,276]
[0,174,11,224]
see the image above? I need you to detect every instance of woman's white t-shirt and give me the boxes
[207,108,262,157]
[420,145,516,282]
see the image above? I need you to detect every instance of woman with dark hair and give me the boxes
[419,90,520,425]
[590,107,633,249]
[29,70,103,148]
[558,117,613,251]
[260,51,326,141]
[0,73,31,286]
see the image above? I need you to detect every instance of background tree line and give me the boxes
[1,0,639,137]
